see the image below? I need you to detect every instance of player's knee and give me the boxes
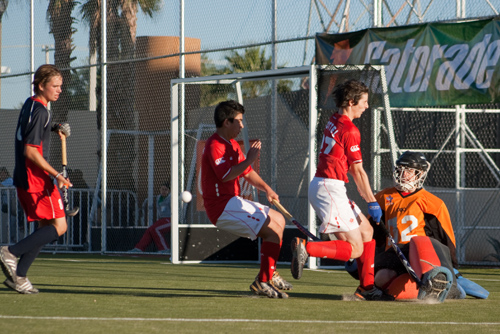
[350,242,363,258]
[258,225,281,243]
[269,209,285,231]
[57,225,67,236]
[54,219,68,236]
[359,218,374,242]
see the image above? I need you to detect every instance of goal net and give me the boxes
[170,64,392,266]
[171,64,500,266]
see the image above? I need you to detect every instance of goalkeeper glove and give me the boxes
[367,201,382,223]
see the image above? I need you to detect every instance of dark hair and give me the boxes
[332,79,369,108]
[162,182,170,189]
[214,100,245,128]
[32,64,62,95]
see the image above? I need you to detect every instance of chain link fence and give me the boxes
[1,1,500,264]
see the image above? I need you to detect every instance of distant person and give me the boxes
[0,167,13,188]
[0,64,72,294]
[201,100,292,298]
[1,167,18,243]
[1,167,14,213]
[128,182,172,254]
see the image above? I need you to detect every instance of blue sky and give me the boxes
[1,0,497,109]
[0,0,321,109]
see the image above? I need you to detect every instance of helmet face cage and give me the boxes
[393,165,428,192]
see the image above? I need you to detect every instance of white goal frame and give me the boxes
[170,65,393,266]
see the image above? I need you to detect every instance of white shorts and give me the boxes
[308,177,361,234]
[215,196,270,240]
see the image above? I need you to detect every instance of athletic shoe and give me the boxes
[0,246,18,282]
[158,249,171,255]
[249,277,289,299]
[290,237,308,280]
[3,276,39,294]
[354,286,395,301]
[127,248,142,253]
[271,271,293,290]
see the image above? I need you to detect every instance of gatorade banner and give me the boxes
[315,17,500,107]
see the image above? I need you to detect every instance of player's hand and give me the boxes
[56,175,73,189]
[265,188,279,205]
[367,201,382,223]
[51,122,71,137]
[246,140,261,164]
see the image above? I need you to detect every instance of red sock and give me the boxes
[259,241,281,282]
[356,239,376,289]
[305,240,352,261]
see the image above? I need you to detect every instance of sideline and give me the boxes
[0,315,499,326]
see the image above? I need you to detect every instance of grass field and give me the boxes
[0,254,499,333]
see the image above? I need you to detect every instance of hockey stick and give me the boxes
[61,134,79,217]
[378,222,422,286]
[272,199,320,241]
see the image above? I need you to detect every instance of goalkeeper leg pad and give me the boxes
[417,266,453,302]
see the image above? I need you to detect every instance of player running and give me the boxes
[291,79,394,301]
[201,100,291,298]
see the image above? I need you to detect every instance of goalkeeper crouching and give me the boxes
[348,151,487,300]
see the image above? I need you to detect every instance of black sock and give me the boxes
[9,225,59,258]
[17,245,44,277]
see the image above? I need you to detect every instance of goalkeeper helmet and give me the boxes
[393,151,430,192]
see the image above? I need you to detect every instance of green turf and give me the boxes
[0,254,499,333]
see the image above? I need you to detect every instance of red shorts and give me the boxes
[17,185,65,222]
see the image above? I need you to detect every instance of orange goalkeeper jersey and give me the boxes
[375,187,457,268]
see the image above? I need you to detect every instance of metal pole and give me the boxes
[89,50,97,111]
[30,0,34,95]
[171,83,179,264]
[179,0,186,223]
[308,65,318,269]
[373,0,382,27]
[455,104,464,263]
[101,0,108,253]
[302,0,314,65]
[271,0,278,190]
[148,136,155,226]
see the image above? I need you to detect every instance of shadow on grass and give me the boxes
[286,292,344,300]
[1,283,344,301]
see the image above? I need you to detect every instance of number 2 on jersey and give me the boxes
[387,215,419,243]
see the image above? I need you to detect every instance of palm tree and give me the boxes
[80,0,162,192]
[80,0,161,128]
[200,54,233,107]
[47,0,78,123]
[46,0,77,168]
[200,47,293,106]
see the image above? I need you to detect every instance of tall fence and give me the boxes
[1,1,500,264]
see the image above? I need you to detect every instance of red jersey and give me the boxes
[315,113,362,182]
[201,133,252,224]
[376,187,458,268]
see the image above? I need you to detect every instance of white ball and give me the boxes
[181,191,192,203]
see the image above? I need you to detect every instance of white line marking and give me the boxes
[0,315,498,325]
